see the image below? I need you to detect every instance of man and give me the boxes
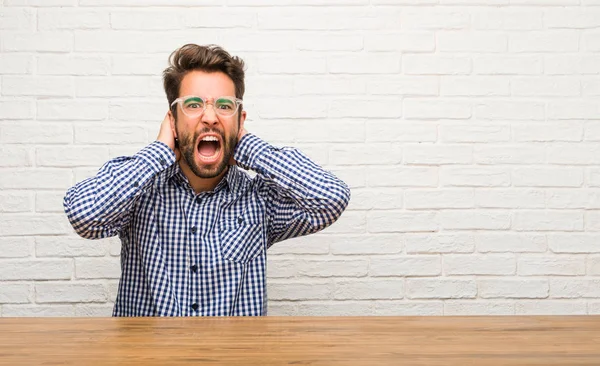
[63,44,351,316]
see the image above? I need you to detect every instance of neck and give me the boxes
[178,160,228,194]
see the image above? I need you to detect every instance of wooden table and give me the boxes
[1,316,599,365]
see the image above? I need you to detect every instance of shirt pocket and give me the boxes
[218,218,265,264]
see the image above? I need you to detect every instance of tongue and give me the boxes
[199,141,218,157]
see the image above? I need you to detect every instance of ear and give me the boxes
[168,110,177,138]
[238,110,247,132]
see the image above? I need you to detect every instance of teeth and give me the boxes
[201,136,218,142]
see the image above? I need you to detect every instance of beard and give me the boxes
[177,124,238,179]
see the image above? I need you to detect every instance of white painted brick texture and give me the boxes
[1,1,599,317]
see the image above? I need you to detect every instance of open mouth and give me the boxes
[196,134,222,164]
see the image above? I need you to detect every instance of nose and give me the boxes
[201,104,218,126]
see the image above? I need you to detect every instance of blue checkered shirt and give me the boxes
[64,134,350,316]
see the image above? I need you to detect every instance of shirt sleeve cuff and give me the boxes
[233,133,270,171]
[135,141,176,174]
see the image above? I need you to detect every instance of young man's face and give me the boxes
[172,70,246,179]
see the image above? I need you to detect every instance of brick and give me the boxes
[255,98,327,119]
[548,144,600,165]
[5,0,75,4]
[588,256,600,275]
[407,279,476,299]
[330,98,402,118]
[591,302,600,315]
[38,9,109,30]
[437,31,507,52]
[0,8,35,30]
[515,300,586,315]
[550,279,600,298]
[441,167,510,187]
[367,121,437,143]
[367,167,438,187]
[370,256,440,277]
[0,146,32,167]
[475,101,545,120]
[445,301,515,315]
[294,301,373,316]
[474,145,545,165]
[329,167,366,188]
[0,169,71,190]
[372,301,443,316]
[329,234,404,255]
[349,188,403,210]
[111,55,165,76]
[441,76,509,96]
[547,189,600,209]
[34,191,65,213]
[583,79,600,96]
[0,259,72,280]
[1,214,72,236]
[1,122,73,144]
[404,99,471,119]
[258,8,400,31]
[513,167,583,187]
[0,100,34,120]
[334,279,404,300]
[514,122,583,142]
[479,279,548,299]
[475,189,545,209]
[37,100,108,121]
[296,34,363,51]
[545,55,600,75]
[404,145,472,165]
[74,30,214,53]
[402,9,469,29]
[549,234,600,253]
[0,283,31,304]
[294,76,365,95]
[519,256,585,276]
[0,191,34,213]
[474,55,542,75]
[0,54,33,74]
[74,125,148,145]
[477,233,546,253]
[0,237,33,258]
[440,124,510,143]
[586,211,600,231]
[75,305,113,317]
[109,100,164,121]
[110,10,182,30]
[329,54,400,74]
[445,255,515,275]
[257,55,327,74]
[268,280,332,301]
[367,76,438,96]
[405,233,475,254]
[510,31,579,52]
[1,305,74,317]
[79,0,220,5]
[296,259,369,278]
[364,32,434,52]
[2,76,73,97]
[75,76,162,98]
[472,9,542,30]
[2,31,72,52]
[591,169,600,187]
[329,143,401,166]
[75,258,121,279]
[36,282,107,303]
[36,236,108,257]
[405,189,474,209]
[584,32,600,51]
[440,210,511,230]
[36,147,108,168]
[320,211,366,235]
[403,55,471,75]
[514,211,583,232]
[368,211,438,233]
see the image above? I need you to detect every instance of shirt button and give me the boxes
[237,217,243,224]
[133,181,139,188]
[190,226,197,234]
[191,303,199,311]
[159,158,166,166]
[190,264,198,273]
[196,196,202,204]
[243,154,248,161]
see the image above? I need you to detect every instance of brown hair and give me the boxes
[163,44,246,119]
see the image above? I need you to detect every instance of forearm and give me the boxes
[64,141,175,239]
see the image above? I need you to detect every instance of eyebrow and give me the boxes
[184,97,203,102]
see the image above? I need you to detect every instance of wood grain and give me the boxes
[1,316,599,365]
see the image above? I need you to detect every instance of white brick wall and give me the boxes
[1,0,599,317]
